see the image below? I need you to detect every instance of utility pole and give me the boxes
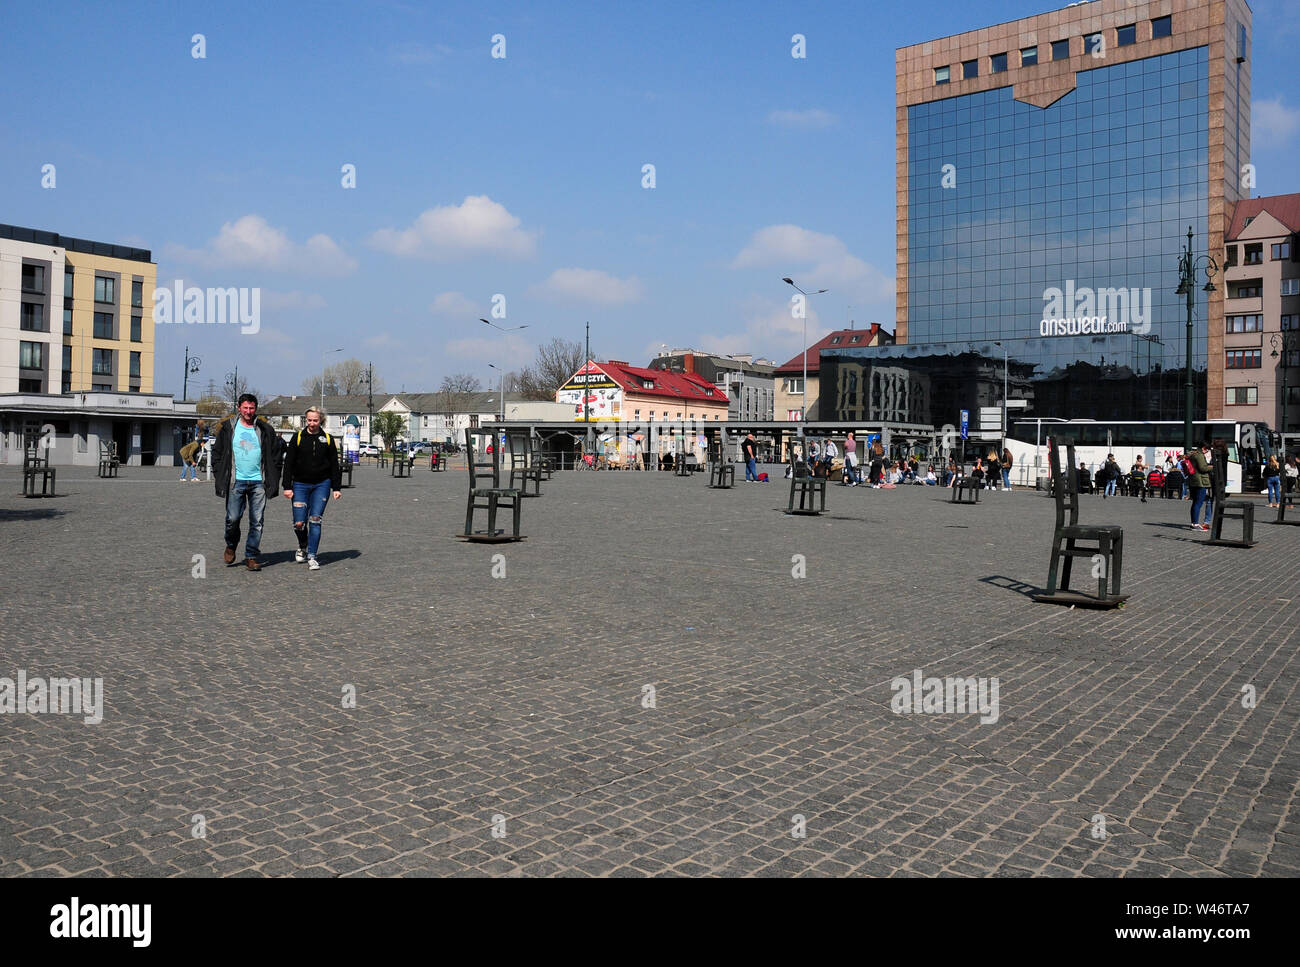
[367,361,374,445]
[585,321,592,456]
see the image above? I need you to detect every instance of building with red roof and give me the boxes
[773,325,894,420]
[1222,193,1300,433]
[556,360,729,424]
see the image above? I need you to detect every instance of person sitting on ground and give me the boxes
[945,457,958,488]
[924,468,938,486]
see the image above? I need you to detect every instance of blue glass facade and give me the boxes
[840,47,1214,427]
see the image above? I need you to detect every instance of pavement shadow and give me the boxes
[1143,521,1201,530]
[0,506,67,522]
[980,574,1047,598]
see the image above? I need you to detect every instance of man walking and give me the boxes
[281,406,342,570]
[741,432,760,482]
[214,394,283,571]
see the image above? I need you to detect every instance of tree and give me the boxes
[301,359,381,397]
[517,338,587,401]
[436,373,482,415]
[194,395,230,418]
[372,411,408,451]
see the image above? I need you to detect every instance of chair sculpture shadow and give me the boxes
[950,468,979,504]
[460,428,523,542]
[22,446,56,498]
[785,446,825,515]
[1030,439,1129,609]
[707,434,735,489]
[1207,446,1256,547]
[507,431,543,497]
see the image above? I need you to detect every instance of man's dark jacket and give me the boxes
[281,429,342,490]
[213,416,284,498]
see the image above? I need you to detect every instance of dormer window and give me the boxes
[850,335,861,343]
[830,336,841,344]
[642,379,655,389]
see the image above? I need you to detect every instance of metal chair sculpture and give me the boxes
[98,441,120,478]
[1206,446,1256,547]
[429,449,445,472]
[507,430,543,497]
[333,435,354,488]
[1274,472,1300,526]
[785,444,826,515]
[950,468,980,504]
[1030,439,1128,608]
[707,433,735,489]
[461,428,523,542]
[22,445,56,498]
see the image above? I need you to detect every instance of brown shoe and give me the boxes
[245,557,261,571]
[223,547,236,565]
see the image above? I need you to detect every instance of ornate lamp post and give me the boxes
[1174,226,1217,452]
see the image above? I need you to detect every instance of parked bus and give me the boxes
[1003,419,1276,495]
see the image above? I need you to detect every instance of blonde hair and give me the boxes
[304,406,323,421]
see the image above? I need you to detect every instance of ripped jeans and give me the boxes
[291,478,332,557]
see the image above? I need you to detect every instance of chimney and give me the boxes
[683,353,695,375]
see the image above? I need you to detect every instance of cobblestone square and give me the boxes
[1,463,1296,876]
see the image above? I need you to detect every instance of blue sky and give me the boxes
[4,0,1299,397]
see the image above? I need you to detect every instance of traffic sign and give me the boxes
[959,410,969,440]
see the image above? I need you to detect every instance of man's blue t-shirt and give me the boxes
[233,422,262,481]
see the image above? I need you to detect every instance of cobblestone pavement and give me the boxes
[1,464,1297,877]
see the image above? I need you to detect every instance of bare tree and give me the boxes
[301,359,381,397]
[517,338,587,401]
[436,373,482,415]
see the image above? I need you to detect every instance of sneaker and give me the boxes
[308,556,321,570]
[294,549,306,563]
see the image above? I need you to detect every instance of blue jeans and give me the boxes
[745,457,758,481]
[1104,478,1117,496]
[225,479,266,557]
[292,478,332,557]
[179,461,198,480]
[1267,477,1281,503]
[1191,486,1212,525]
[1001,469,1010,489]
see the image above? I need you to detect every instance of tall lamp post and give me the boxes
[993,340,1009,444]
[1271,328,1298,444]
[320,347,343,416]
[783,277,828,422]
[480,318,528,425]
[182,347,201,402]
[1174,226,1218,452]
[224,367,239,413]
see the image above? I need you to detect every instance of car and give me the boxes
[409,441,432,455]
[358,443,381,458]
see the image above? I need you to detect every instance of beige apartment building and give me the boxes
[1,223,156,395]
[1221,194,1300,434]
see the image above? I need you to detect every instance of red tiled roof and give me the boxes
[585,360,729,404]
[774,327,891,375]
[1226,193,1300,240]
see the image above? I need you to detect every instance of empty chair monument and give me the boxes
[461,428,523,542]
[1206,445,1256,547]
[1030,439,1128,608]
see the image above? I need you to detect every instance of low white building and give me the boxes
[0,391,200,467]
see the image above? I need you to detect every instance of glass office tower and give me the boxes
[827,0,1252,427]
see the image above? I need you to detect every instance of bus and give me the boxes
[1004,419,1277,494]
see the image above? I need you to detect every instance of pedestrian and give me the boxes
[1187,442,1213,530]
[1102,453,1122,498]
[822,437,838,479]
[741,431,760,483]
[178,437,202,482]
[1130,455,1149,503]
[843,431,859,486]
[986,449,1001,491]
[213,393,284,571]
[281,406,343,570]
[1286,456,1299,496]
[945,456,958,487]
[1263,455,1281,507]
[971,457,986,489]
[1000,447,1013,491]
[869,442,885,488]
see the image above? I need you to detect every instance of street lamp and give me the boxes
[1271,328,1298,440]
[183,347,201,402]
[488,363,506,423]
[1174,226,1218,452]
[783,277,828,422]
[993,341,1009,443]
[320,347,343,416]
[224,367,239,412]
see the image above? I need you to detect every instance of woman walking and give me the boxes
[1264,455,1282,507]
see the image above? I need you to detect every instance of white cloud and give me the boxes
[369,196,537,260]
[1253,96,1300,149]
[262,290,327,311]
[767,108,838,128]
[532,267,644,305]
[731,224,894,302]
[429,291,481,317]
[165,215,357,276]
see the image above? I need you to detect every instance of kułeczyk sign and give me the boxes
[558,365,621,422]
